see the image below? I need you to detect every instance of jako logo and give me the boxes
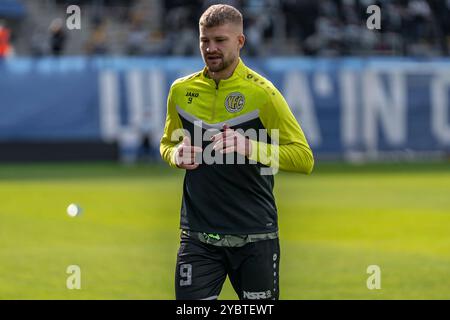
[243,290,271,300]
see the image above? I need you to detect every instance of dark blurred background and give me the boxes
[1,0,449,58]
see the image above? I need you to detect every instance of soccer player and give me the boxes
[160,4,314,300]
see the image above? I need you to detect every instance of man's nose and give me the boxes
[206,44,217,53]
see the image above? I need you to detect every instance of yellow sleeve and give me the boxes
[247,86,314,174]
[160,85,183,168]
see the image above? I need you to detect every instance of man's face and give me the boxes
[199,23,244,73]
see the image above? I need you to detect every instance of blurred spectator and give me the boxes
[0,21,12,58]
[85,20,109,55]
[137,110,156,162]
[164,4,198,55]
[242,0,277,56]
[244,16,264,56]
[427,0,450,55]
[126,13,148,55]
[30,28,48,57]
[127,23,147,55]
[49,18,66,56]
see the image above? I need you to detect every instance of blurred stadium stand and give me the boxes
[0,0,449,57]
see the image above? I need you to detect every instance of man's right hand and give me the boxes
[175,136,203,170]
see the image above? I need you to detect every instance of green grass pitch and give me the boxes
[0,161,449,299]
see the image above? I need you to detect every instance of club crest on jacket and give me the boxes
[225,92,245,113]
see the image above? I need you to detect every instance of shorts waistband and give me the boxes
[181,230,279,247]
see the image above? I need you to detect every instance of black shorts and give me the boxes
[175,232,280,300]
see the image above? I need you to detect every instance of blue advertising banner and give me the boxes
[1,57,450,160]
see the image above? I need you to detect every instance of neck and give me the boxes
[208,58,240,85]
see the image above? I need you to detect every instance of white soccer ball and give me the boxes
[67,203,82,217]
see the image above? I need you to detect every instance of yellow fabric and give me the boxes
[160,58,314,173]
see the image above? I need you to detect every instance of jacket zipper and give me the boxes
[211,82,219,122]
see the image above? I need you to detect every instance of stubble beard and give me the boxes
[206,55,235,73]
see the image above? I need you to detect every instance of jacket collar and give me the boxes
[202,58,246,85]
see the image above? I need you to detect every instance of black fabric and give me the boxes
[178,116,277,235]
[175,232,280,300]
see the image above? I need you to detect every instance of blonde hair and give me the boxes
[199,4,243,29]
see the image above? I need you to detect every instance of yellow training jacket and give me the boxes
[160,58,313,234]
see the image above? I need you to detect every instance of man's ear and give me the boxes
[238,34,245,49]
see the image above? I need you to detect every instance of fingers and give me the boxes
[182,163,199,170]
[211,126,235,142]
[178,135,191,158]
[182,146,203,153]
[211,127,250,156]
[211,123,232,142]
[177,127,248,168]
[179,146,202,162]
[213,135,237,152]
[180,136,202,154]
[219,145,237,154]
[212,124,237,151]
[183,136,191,146]
[176,137,203,169]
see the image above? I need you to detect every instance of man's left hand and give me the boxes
[211,124,251,157]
